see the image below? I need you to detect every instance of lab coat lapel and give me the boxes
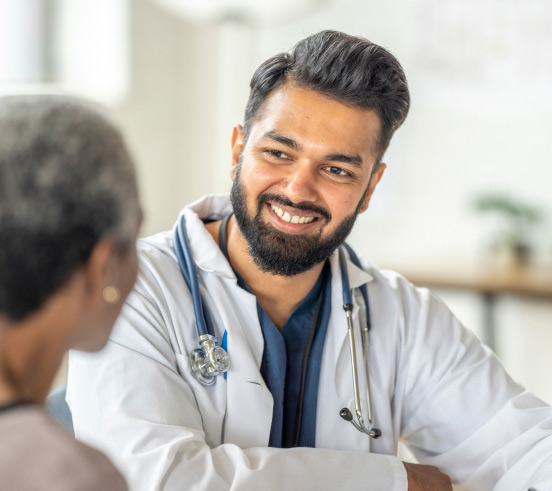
[217,281,274,448]
[181,200,274,448]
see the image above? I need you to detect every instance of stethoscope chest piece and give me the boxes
[190,334,230,386]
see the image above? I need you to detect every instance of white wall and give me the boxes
[106,0,552,403]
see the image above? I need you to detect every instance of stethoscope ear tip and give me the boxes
[370,428,382,439]
[339,407,354,422]
[340,407,382,439]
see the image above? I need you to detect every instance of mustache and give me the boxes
[258,193,331,221]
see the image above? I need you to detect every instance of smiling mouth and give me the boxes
[270,204,318,224]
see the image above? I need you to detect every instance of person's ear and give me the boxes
[358,163,386,214]
[82,238,118,306]
[230,125,244,181]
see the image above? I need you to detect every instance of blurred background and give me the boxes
[2,0,551,403]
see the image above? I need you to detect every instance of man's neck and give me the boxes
[205,217,325,330]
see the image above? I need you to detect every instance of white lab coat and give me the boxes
[68,195,552,491]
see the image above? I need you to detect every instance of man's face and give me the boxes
[230,83,385,276]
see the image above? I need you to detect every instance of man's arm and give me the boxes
[384,272,552,489]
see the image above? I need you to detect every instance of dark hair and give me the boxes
[243,30,410,161]
[0,95,140,321]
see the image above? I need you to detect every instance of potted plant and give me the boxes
[473,193,542,266]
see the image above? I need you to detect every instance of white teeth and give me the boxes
[270,204,315,225]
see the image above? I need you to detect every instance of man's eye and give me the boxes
[265,149,290,160]
[325,165,349,177]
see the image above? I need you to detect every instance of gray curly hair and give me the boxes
[0,95,140,320]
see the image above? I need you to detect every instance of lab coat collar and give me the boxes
[335,246,374,289]
[176,194,236,280]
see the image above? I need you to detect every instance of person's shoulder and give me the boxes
[0,406,127,490]
[355,257,440,318]
[138,229,175,259]
[375,267,419,292]
[134,229,183,289]
[358,257,421,294]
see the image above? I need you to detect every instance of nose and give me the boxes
[282,163,319,204]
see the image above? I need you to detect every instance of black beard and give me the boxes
[230,166,359,277]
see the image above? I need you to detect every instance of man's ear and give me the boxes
[358,163,386,214]
[82,238,117,305]
[230,125,244,181]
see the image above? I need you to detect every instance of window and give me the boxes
[0,0,129,104]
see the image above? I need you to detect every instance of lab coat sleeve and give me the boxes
[68,253,408,491]
[389,275,552,490]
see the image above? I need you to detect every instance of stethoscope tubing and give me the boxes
[174,215,213,338]
[338,247,381,438]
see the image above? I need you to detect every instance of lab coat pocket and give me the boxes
[224,374,274,448]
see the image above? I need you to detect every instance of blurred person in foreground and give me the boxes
[69,31,552,490]
[0,95,141,490]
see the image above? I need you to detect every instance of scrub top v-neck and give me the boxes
[218,214,332,448]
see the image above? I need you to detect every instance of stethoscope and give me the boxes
[174,213,381,439]
[174,214,230,386]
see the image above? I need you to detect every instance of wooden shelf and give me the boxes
[387,263,552,300]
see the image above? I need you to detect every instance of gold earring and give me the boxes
[102,286,120,304]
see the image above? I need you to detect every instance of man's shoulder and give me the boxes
[349,254,436,316]
[353,254,421,293]
[137,229,175,258]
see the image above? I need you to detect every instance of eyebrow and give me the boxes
[325,153,363,167]
[263,130,364,167]
[263,131,299,150]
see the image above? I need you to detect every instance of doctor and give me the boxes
[68,31,552,490]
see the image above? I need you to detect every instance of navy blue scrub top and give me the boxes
[234,263,332,448]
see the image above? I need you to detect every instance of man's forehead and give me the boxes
[249,83,382,158]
